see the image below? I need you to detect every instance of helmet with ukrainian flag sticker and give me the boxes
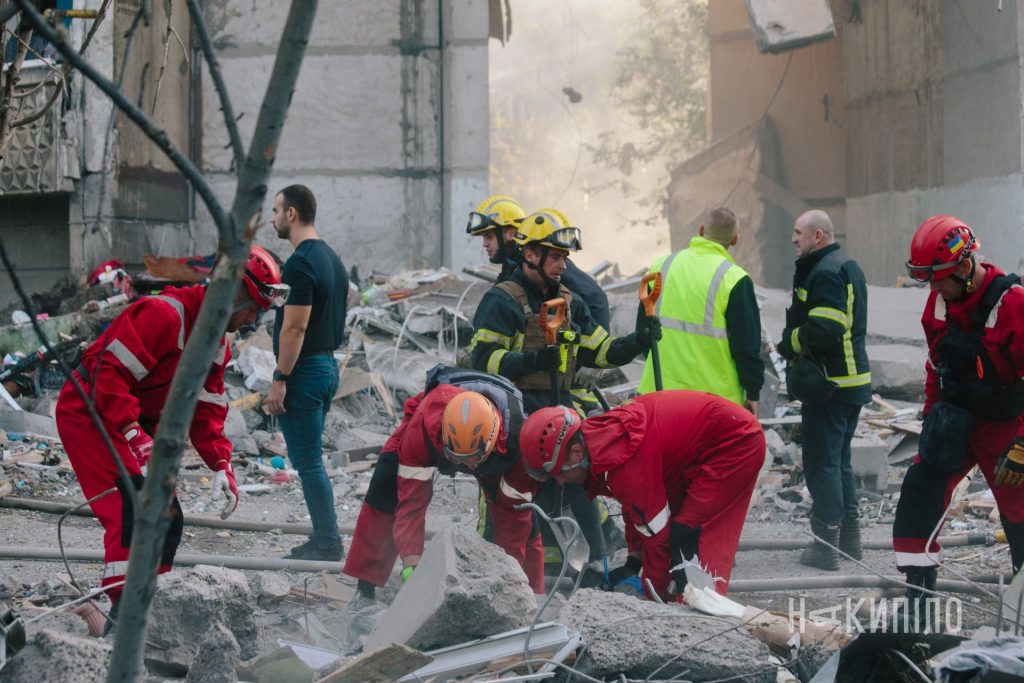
[906,215,978,283]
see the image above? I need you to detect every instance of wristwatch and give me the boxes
[272,369,289,382]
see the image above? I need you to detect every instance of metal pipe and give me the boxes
[0,496,434,539]
[728,574,1000,596]
[736,533,993,551]
[0,546,341,572]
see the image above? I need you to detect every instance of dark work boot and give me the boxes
[839,513,863,561]
[799,516,841,571]
[898,566,939,633]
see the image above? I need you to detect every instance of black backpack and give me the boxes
[424,364,526,454]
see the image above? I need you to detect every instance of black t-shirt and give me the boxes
[273,239,349,357]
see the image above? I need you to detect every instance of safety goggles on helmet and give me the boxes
[544,227,583,251]
[466,211,499,235]
[904,260,960,283]
[247,276,291,308]
[443,443,488,468]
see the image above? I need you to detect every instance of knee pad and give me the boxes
[365,452,399,513]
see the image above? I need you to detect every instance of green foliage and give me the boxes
[589,0,709,225]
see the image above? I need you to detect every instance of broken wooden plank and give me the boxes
[316,643,432,683]
[865,419,922,436]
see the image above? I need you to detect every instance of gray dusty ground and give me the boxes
[0,453,1011,678]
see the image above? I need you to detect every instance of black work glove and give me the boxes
[531,344,561,372]
[607,555,642,585]
[669,522,701,595]
[635,316,663,350]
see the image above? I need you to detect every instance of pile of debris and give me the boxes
[1,261,1022,681]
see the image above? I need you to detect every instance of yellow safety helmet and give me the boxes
[513,208,582,251]
[466,195,527,236]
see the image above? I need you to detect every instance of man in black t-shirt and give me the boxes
[264,185,349,561]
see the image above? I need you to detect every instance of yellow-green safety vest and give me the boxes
[637,236,748,404]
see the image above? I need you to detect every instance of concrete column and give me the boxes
[440,0,490,272]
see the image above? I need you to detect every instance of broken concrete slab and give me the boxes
[315,643,431,683]
[0,410,58,438]
[366,527,536,651]
[559,588,775,681]
[146,565,258,672]
[248,571,294,608]
[185,622,240,683]
[1,629,111,683]
[223,406,248,440]
[867,344,928,400]
[851,431,888,492]
[235,645,315,683]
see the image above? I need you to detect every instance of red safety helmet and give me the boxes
[906,215,979,283]
[520,405,582,481]
[244,246,289,309]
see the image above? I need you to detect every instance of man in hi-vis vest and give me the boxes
[638,207,764,414]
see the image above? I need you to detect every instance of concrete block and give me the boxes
[185,622,240,683]
[0,410,58,438]
[247,571,294,608]
[851,433,888,493]
[147,565,258,671]
[867,343,927,400]
[223,407,248,440]
[559,589,774,681]
[366,527,536,650]
[1,629,111,683]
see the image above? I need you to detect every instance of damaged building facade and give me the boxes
[0,0,490,307]
[671,0,1024,287]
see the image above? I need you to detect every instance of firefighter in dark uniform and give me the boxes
[467,198,621,564]
[778,209,872,571]
[894,216,1024,625]
[470,208,660,582]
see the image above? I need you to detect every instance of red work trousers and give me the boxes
[55,382,181,602]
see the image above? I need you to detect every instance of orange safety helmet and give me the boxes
[244,246,289,309]
[441,391,501,467]
[519,405,582,481]
[906,215,979,283]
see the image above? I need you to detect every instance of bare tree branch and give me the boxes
[107,0,320,678]
[185,0,244,171]
[11,0,113,129]
[13,0,230,232]
[150,0,188,115]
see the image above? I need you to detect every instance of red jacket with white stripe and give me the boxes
[922,263,1024,435]
[581,391,760,596]
[74,285,232,470]
[389,384,537,561]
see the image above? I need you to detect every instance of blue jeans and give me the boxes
[801,397,863,524]
[279,353,340,546]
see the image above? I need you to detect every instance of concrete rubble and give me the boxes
[366,527,536,650]
[184,622,241,683]
[146,565,258,674]
[0,265,1012,682]
[559,588,776,681]
[1,629,111,683]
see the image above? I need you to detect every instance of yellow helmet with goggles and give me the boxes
[466,195,527,236]
[513,208,582,252]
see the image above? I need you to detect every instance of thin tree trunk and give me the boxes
[11,0,319,679]
[106,1,318,680]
